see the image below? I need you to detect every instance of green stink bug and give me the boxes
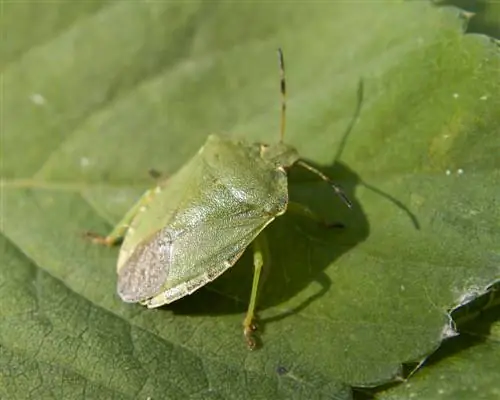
[86,49,351,349]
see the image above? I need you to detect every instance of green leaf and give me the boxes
[376,292,500,400]
[1,1,499,398]
[0,234,349,399]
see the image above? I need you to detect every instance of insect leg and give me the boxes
[287,201,344,228]
[243,232,270,350]
[84,188,156,246]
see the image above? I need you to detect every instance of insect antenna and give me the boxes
[296,160,352,208]
[278,48,286,143]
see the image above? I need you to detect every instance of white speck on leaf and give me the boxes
[457,168,464,175]
[453,93,459,99]
[80,157,90,168]
[29,93,46,105]
[445,169,451,176]
[111,192,130,204]
[480,95,488,100]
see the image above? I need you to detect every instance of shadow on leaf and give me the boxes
[168,79,420,341]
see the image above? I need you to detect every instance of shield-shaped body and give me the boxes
[116,134,292,307]
[86,49,352,349]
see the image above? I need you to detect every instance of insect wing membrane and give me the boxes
[144,212,273,307]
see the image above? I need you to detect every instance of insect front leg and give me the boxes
[84,188,157,246]
[287,201,344,229]
[243,232,270,350]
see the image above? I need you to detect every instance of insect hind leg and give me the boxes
[243,232,271,350]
